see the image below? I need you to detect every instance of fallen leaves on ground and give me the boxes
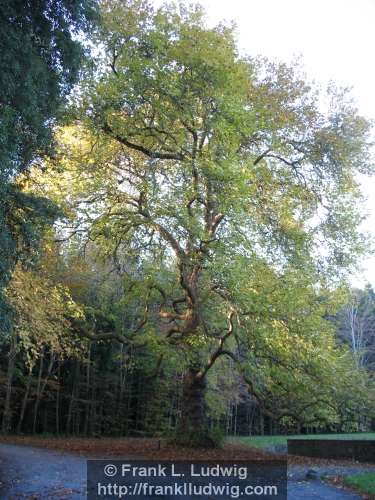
[0,436,283,461]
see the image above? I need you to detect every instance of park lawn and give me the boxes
[229,433,375,449]
[343,472,375,495]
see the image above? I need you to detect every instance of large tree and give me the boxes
[39,0,373,445]
[0,0,97,330]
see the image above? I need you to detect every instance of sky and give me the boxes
[152,0,375,286]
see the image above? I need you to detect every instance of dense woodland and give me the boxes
[1,0,375,447]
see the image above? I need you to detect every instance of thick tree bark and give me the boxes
[176,368,210,446]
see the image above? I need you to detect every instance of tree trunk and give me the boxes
[32,350,44,434]
[176,368,210,446]
[55,360,61,434]
[33,350,54,434]
[66,360,80,434]
[116,343,125,430]
[83,342,91,436]
[17,367,33,434]
[2,332,17,434]
[260,412,264,435]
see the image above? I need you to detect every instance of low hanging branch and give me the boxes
[79,295,150,345]
[230,341,338,424]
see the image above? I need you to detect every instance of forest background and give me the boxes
[1,0,375,447]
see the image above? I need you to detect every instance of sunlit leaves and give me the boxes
[24,0,375,427]
[5,263,85,369]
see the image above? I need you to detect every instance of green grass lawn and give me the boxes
[229,433,375,449]
[343,473,375,495]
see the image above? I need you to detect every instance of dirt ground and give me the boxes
[1,435,374,469]
[0,438,373,499]
[0,435,282,461]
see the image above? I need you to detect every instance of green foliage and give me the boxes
[31,0,374,442]
[0,185,59,332]
[0,0,97,331]
[173,425,225,449]
[207,426,226,448]
[5,260,85,368]
[2,0,374,443]
[343,473,375,495]
[0,0,96,177]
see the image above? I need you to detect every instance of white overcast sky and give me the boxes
[153,0,375,286]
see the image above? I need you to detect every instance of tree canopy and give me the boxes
[28,0,373,444]
[0,0,374,445]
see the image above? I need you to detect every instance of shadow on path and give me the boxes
[0,443,86,499]
[288,479,361,500]
[0,443,365,499]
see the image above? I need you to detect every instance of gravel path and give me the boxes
[288,462,375,482]
[0,443,371,499]
[0,443,86,498]
[287,462,375,500]
[287,480,361,499]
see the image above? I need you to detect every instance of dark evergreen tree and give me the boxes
[0,0,97,330]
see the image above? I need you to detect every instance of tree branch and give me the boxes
[197,310,235,380]
[103,123,185,161]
